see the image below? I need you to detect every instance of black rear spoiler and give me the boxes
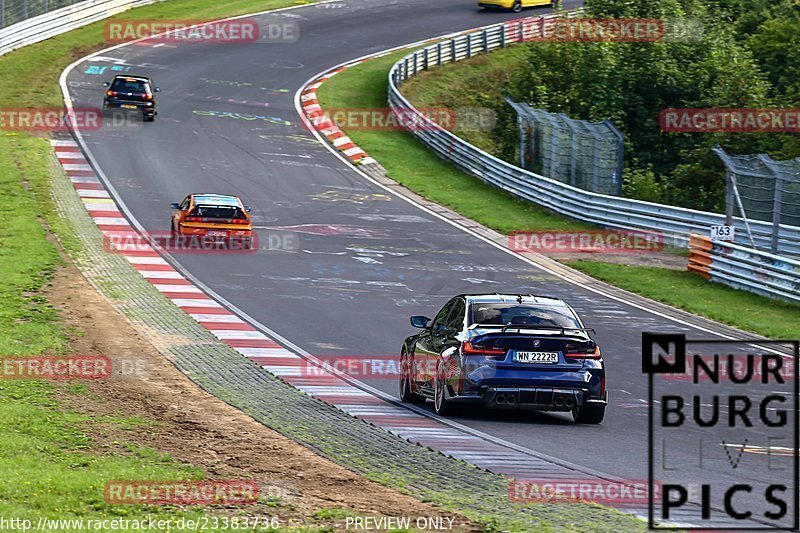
[469,324,596,335]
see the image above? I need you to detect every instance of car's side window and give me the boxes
[445,298,466,332]
[432,300,456,329]
[180,196,190,210]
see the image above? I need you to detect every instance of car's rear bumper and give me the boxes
[104,99,156,113]
[448,364,605,410]
[478,0,514,8]
[443,387,607,411]
[484,387,607,411]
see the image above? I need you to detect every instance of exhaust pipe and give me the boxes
[554,397,564,407]
[495,395,506,405]
[506,395,517,406]
[564,397,575,409]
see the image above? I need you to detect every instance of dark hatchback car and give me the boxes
[103,75,159,121]
[400,294,607,424]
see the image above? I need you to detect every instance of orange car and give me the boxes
[170,193,253,248]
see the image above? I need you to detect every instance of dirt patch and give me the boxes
[547,250,688,269]
[48,261,478,531]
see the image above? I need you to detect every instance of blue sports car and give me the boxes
[399,293,607,424]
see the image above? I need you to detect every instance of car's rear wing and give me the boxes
[468,324,596,336]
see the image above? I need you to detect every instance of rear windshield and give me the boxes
[189,205,245,219]
[469,303,580,328]
[110,79,150,94]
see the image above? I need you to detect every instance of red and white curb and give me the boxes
[51,136,591,485]
[300,64,377,166]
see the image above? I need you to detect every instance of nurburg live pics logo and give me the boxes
[642,333,799,530]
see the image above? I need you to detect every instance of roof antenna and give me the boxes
[516,295,524,304]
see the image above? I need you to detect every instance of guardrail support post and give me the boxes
[483,30,488,53]
[424,47,429,70]
[413,53,417,76]
[501,24,506,47]
[772,175,784,254]
[761,154,787,255]
[451,39,456,62]
[437,42,442,65]
[466,36,471,58]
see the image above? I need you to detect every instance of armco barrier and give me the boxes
[387,15,800,257]
[688,234,800,305]
[0,0,156,56]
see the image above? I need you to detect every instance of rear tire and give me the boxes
[399,353,426,404]
[511,0,522,13]
[573,403,605,424]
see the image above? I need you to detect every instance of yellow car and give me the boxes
[479,0,557,12]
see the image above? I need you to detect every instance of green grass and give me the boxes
[0,136,68,355]
[569,261,800,339]
[311,508,355,520]
[316,51,587,234]
[401,45,530,155]
[0,0,317,529]
[0,143,233,520]
[317,45,800,339]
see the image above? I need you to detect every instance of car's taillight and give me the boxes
[107,90,116,97]
[231,219,249,224]
[185,216,203,222]
[565,345,602,359]
[462,341,506,357]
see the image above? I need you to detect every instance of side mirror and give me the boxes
[244,206,252,213]
[410,316,430,329]
[103,82,110,87]
[170,203,180,209]
[154,87,161,92]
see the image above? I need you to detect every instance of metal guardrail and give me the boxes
[688,234,800,304]
[387,15,800,257]
[0,0,155,56]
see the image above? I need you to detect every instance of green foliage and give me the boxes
[469,0,800,211]
[621,162,666,203]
